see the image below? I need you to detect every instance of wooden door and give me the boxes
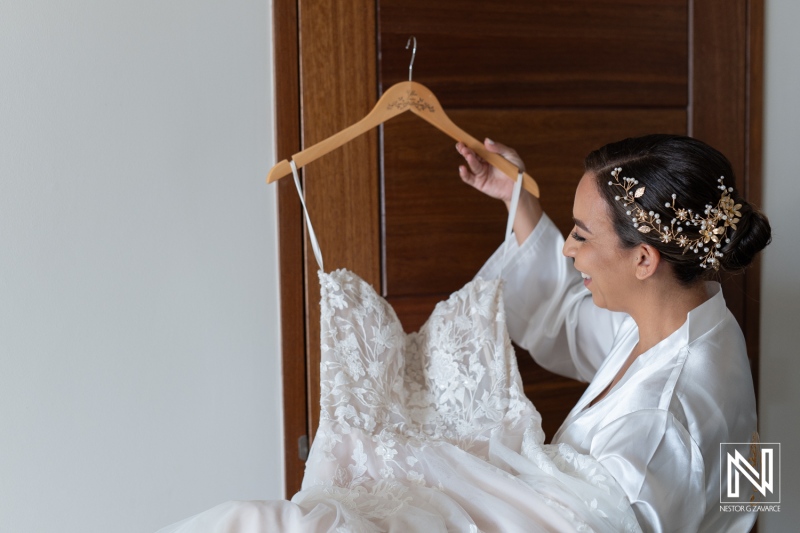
[274,0,764,497]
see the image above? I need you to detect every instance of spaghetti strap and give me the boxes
[501,170,524,269]
[290,160,324,271]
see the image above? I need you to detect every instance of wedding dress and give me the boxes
[156,165,641,533]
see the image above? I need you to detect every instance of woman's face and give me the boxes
[562,172,640,312]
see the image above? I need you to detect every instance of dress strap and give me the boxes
[501,170,524,268]
[290,160,324,271]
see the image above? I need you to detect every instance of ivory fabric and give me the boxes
[157,268,641,532]
[477,214,759,533]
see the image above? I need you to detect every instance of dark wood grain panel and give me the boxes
[690,0,749,340]
[383,108,687,297]
[299,0,381,442]
[274,0,307,497]
[387,293,450,333]
[379,0,688,108]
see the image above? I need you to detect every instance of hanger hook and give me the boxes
[405,36,416,82]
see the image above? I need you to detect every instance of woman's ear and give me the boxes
[634,244,661,280]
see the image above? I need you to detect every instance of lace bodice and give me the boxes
[317,269,541,457]
[299,268,640,532]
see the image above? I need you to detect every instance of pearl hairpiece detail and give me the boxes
[608,167,741,270]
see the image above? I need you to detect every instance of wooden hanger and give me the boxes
[266,39,539,197]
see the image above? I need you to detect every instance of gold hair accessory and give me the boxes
[608,167,741,270]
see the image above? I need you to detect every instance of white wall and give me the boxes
[759,0,800,530]
[3,0,798,531]
[0,2,283,532]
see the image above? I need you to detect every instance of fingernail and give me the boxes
[486,138,495,145]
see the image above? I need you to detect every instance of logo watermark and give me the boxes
[720,440,780,513]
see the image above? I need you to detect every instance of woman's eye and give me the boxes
[570,230,586,242]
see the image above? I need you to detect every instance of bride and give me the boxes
[158,135,770,532]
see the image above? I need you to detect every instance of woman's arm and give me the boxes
[456,139,542,245]
[589,409,708,532]
[460,140,626,381]
[477,214,626,381]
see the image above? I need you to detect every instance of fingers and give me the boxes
[455,141,480,162]
[457,160,480,187]
[455,138,526,199]
[484,138,524,171]
[457,139,524,172]
[458,164,472,184]
[455,142,487,176]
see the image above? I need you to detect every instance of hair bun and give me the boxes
[720,201,772,272]
[586,134,772,284]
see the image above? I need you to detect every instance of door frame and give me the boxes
[272,0,765,498]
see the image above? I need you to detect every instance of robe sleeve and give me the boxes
[476,214,627,382]
[589,409,706,533]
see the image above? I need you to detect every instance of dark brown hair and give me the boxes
[585,134,771,285]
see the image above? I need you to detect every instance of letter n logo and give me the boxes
[720,442,781,504]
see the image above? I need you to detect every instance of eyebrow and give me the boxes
[573,217,593,234]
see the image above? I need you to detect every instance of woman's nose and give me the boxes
[562,237,575,258]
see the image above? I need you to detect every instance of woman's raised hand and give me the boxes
[456,139,525,206]
[456,138,542,245]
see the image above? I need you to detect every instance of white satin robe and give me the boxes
[477,214,758,533]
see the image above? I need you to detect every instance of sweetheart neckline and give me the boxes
[318,267,505,334]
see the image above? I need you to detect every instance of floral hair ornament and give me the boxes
[608,167,741,270]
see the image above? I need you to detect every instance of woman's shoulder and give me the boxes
[670,309,756,448]
[678,300,752,401]
[664,283,752,413]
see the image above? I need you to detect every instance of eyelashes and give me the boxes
[570,230,586,242]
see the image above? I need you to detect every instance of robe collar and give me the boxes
[684,281,727,346]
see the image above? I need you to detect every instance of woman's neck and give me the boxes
[628,280,710,355]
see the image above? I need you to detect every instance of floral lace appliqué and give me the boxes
[298,269,640,532]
